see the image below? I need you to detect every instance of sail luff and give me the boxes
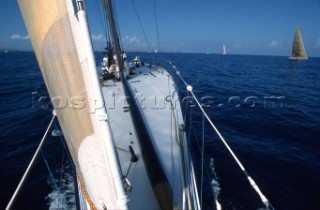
[68,1,128,208]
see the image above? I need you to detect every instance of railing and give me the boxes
[132,55,275,210]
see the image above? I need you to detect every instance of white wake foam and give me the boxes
[46,165,76,210]
[209,158,222,210]
[51,129,63,137]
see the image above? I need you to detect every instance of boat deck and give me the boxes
[127,64,185,192]
[102,79,160,209]
[100,61,187,209]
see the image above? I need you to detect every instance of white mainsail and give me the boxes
[222,44,227,55]
[18,0,127,209]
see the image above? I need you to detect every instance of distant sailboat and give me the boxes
[222,44,227,55]
[289,27,308,60]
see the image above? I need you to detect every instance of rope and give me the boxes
[112,0,124,51]
[6,111,56,210]
[41,150,64,209]
[129,0,152,52]
[41,151,60,193]
[190,89,273,209]
[170,94,175,205]
[175,70,274,210]
[58,147,65,198]
[54,122,75,171]
[153,0,161,52]
[191,113,222,209]
[200,113,205,209]
[93,0,109,42]
[129,56,272,209]
[190,87,273,209]
[187,104,192,145]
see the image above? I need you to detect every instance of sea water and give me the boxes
[0,52,319,210]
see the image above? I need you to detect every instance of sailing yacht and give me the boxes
[289,27,308,60]
[8,0,277,209]
[14,0,200,209]
[222,44,227,55]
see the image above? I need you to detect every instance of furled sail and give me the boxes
[17,0,127,209]
[291,27,308,59]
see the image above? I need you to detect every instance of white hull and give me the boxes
[289,56,308,61]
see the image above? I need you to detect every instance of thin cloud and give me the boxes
[122,35,141,44]
[91,34,105,41]
[10,34,29,40]
[315,37,320,49]
[269,40,280,48]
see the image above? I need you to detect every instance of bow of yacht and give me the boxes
[96,56,200,209]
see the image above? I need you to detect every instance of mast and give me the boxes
[102,0,125,72]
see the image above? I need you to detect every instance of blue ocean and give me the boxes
[0,51,319,210]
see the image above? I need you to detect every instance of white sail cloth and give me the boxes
[18,0,127,209]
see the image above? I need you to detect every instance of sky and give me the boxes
[1,0,320,57]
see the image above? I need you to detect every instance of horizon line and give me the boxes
[1,48,319,58]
